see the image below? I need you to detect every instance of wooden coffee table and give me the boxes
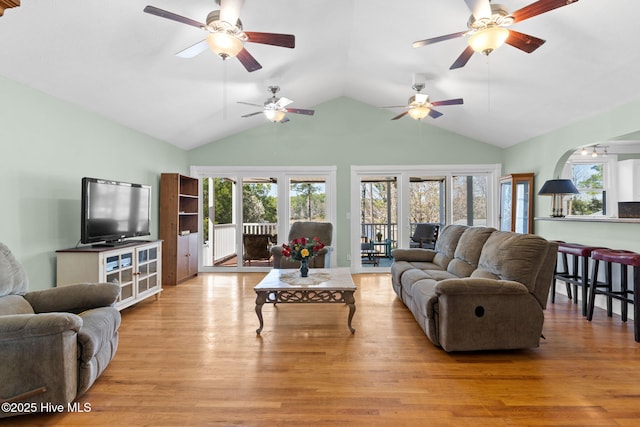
[254,267,357,334]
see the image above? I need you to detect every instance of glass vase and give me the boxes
[300,259,309,277]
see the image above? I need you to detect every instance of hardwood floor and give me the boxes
[11,272,640,426]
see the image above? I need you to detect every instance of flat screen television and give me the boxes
[81,177,151,246]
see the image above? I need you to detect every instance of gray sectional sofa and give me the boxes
[391,224,558,352]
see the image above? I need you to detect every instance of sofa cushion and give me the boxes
[447,227,496,278]
[431,225,467,269]
[475,232,549,296]
[0,295,34,316]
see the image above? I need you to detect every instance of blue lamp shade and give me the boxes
[538,179,579,195]
[538,179,579,217]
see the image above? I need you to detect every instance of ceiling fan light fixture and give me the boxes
[468,26,509,55]
[264,109,286,123]
[408,106,430,121]
[206,32,244,59]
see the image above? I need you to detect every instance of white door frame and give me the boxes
[191,165,337,272]
[350,164,501,273]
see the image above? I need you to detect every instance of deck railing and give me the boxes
[205,222,439,265]
[204,223,278,265]
[360,222,398,245]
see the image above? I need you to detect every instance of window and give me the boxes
[563,153,616,216]
[192,166,336,271]
[452,175,489,226]
[570,163,604,215]
[351,164,500,272]
[290,178,326,222]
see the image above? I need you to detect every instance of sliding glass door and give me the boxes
[351,164,499,272]
[359,176,398,269]
[193,166,336,272]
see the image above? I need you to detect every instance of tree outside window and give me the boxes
[569,163,604,215]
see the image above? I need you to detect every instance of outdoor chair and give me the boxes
[410,223,439,249]
[242,234,272,265]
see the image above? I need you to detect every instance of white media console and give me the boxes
[56,240,163,310]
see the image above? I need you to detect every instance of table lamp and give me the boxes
[538,179,579,217]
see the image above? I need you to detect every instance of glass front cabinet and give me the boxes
[499,173,534,234]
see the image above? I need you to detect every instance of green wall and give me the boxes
[5,72,639,289]
[504,99,640,252]
[188,97,504,267]
[0,76,189,290]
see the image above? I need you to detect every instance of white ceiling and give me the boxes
[1,0,640,151]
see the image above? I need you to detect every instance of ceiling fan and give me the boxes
[413,0,580,69]
[385,84,463,121]
[239,86,315,123]
[143,0,295,72]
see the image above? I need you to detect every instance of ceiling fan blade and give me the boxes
[431,98,464,107]
[143,5,205,28]
[276,97,294,108]
[220,0,245,25]
[428,109,444,119]
[511,0,579,23]
[412,31,468,48]
[391,111,409,121]
[279,116,291,123]
[464,0,492,20]
[505,30,546,53]
[450,46,475,70]
[237,101,264,108]
[241,111,263,118]
[245,32,295,49]
[285,108,315,116]
[236,48,262,72]
[175,39,208,58]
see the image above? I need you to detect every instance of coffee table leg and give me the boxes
[345,291,356,334]
[255,291,268,334]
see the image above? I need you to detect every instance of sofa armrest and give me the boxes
[24,283,120,314]
[391,248,436,262]
[0,313,82,342]
[0,314,80,413]
[77,307,121,363]
[435,278,529,296]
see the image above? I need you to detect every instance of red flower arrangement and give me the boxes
[281,237,325,261]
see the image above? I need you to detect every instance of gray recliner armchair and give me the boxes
[0,242,121,417]
[271,221,333,268]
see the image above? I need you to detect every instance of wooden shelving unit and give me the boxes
[160,173,199,285]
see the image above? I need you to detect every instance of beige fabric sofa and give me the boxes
[0,242,120,417]
[391,225,558,352]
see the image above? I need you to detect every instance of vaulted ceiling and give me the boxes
[1,1,639,151]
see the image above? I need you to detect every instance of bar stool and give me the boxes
[587,248,640,343]
[553,242,605,316]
